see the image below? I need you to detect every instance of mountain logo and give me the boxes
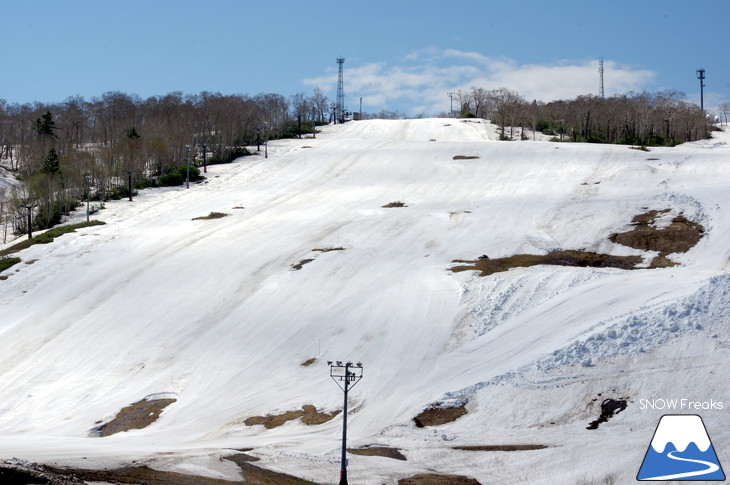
[637,414,725,481]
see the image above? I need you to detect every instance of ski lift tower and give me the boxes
[329,360,363,485]
[336,57,345,123]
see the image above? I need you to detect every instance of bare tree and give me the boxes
[489,88,525,139]
[311,87,329,123]
[290,92,309,138]
[718,101,730,127]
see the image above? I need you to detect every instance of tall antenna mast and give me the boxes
[336,57,345,123]
[599,57,605,98]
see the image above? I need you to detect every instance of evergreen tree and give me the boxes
[35,111,57,138]
[42,148,61,175]
[126,126,140,139]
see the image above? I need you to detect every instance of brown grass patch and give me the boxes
[413,404,467,427]
[348,446,407,461]
[224,453,320,484]
[46,464,243,485]
[44,454,321,485]
[192,211,229,220]
[301,357,317,366]
[609,210,704,267]
[399,473,481,485]
[453,444,548,451]
[451,209,704,277]
[451,250,643,277]
[382,201,407,208]
[312,246,345,252]
[452,155,480,160]
[244,405,340,429]
[93,398,176,437]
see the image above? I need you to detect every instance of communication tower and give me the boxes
[599,57,605,98]
[336,57,345,123]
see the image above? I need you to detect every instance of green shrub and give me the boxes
[158,165,202,186]
[159,172,184,186]
[107,185,138,200]
[134,178,159,190]
[0,257,21,273]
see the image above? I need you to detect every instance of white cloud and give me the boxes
[303,49,657,116]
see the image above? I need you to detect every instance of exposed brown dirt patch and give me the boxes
[292,247,345,271]
[46,464,242,485]
[347,446,407,460]
[312,246,345,252]
[453,444,548,451]
[451,209,704,276]
[609,210,704,267]
[413,404,468,427]
[383,201,407,208]
[192,211,229,220]
[244,405,340,429]
[39,452,320,484]
[301,357,317,366]
[399,473,481,485]
[451,250,643,277]
[93,398,176,437]
[291,258,314,271]
[224,453,320,484]
[453,155,480,160]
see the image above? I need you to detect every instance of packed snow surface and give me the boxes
[1,119,728,484]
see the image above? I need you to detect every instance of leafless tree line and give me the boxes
[450,86,714,145]
[0,88,335,238]
[0,84,721,240]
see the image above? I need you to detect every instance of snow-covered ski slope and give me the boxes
[1,118,729,484]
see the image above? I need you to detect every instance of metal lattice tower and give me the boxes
[599,57,605,98]
[336,57,345,123]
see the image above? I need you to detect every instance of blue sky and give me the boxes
[1,0,728,116]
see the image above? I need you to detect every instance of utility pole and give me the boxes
[447,92,455,117]
[85,174,91,222]
[200,142,209,173]
[263,122,269,159]
[184,145,190,189]
[22,200,36,239]
[697,69,706,111]
[329,361,363,485]
[359,97,363,120]
[124,170,133,201]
